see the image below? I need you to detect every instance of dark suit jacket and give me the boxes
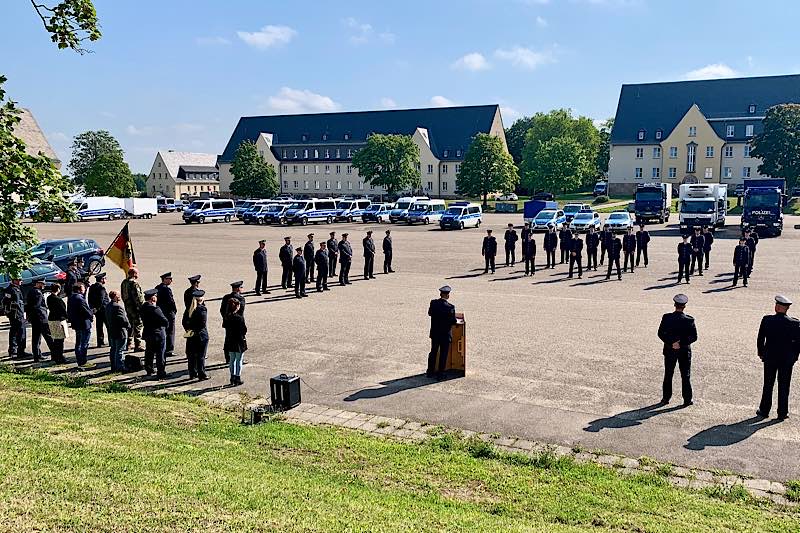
[504,229,518,249]
[586,233,600,250]
[105,301,130,339]
[635,231,650,248]
[327,238,339,257]
[757,313,800,364]
[156,283,177,316]
[279,243,294,266]
[67,293,93,331]
[219,292,246,318]
[292,255,307,277]
[571,238,584,256]
[304,241,315,263]
[87,282,110,311]
[383,236,392,254]
[609,238,622,259]
[338,240,353,263]
[141,302,168,338]
[25,287,48,324]
[253,248,268,272]
[188,304,209,341]
[428,298,457,340]
[559,230,573,250]
[622,234,637,253]
[544,232,558,251]
[690,234,705,253]
[482,236,497,256]
[677,242,692,263]
[363,237,375,257]
[47,294,68,322]
[702,232,714,250]
[657,311,697,356]
[315,249,329,272]
[733,245,750,266]
[223,313,248,353]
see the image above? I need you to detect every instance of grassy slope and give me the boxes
[0,370,798,532]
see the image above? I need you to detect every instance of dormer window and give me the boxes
[322,133,328,141]
[655,129,662,140]
[443,149,449,158]
[344,133,350,141]
[637,129,646,141]
[456,149,462,157]
[748,104,756,114]
[301,134,308,142]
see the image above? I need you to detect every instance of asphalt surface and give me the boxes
[8,212,800,481]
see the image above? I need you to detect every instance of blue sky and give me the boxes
[2,0,799,173]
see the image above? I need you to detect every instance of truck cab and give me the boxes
[678,184,727,231]
[742,179,786,236]
[634,183,671,224]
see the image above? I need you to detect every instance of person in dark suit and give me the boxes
[657,293,698,406]
[744,227,759,276]
[105,290,129,372]
[383,229,394,274]
[25,279,53,362]
[689,227,705,276]
[186,289,209,381]
[585,226,600,271]
[677,235,692,284]
[219,281,246,363]
[67,283,94,367]
[559,226,573,264]
[279,236,294,289]
[543,224,558,269]
[521,222,536,276]
[427,285,457,379]
[184,275,201,310]
[635,224,650,268]
[622,227,637,273]
[3,278,27,359]
[756,295,800,420]
[599,225,613,266]
[338,233,353,285]
[46,283,68,364]
[253,240,269,295]
[314,242,330,292]
[293,248,308,298]
[87,272,110,348]
[155,272,177,357]
[481,229,497,274]
[605,234,622,280]
[362,230,376,280]
[504,223,518,266]
[141,288,169,379]
[702,226,714,269]
[568,230,584,279]
[223,298,248,386]
[64,259,79,297]
[327,231,339,277]
[304,233,316,283]
[732,238,751,287]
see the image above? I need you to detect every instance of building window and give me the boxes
[724,146,733,158]
[743,167,751,178]
[336,149,341,158]
[704,167,713,179]
[347,165,352,175]
[687,144,696,173]
[635,148,644,159]
[322,133,328,141]
[688,126,697,137]
[325,149,330,159]
[325,180,330,189]
[291,180,297,188]
[303,149,308,159]
[653,147,661,159]
[655,129,663,140]
[706,146,714,158]
[726,125,735,138]
[344,133,350,140]
[442,181,448,191]
[669,146,678,159]
[637,129,645,141]
[303,165,309,174]
[442,164,448,174]
[370,184,375,190]
[358,181,363,190]
[282,165,288,173]
[744,144,751,158]
[336,165,341,174]
[336,181,341,190]
[314,165,320,174]
[745,124,754,137]
[325,165,330,174]
[347,149,353,158]
[456,149,462,157]
[312,149,317,159]
[652,167,660,178]
[304,180,309,189]
[748,104,756,114]
[282,149,287,158]
[634,167,643,178]
[282,180,288,188]
[157,161,161,168]
[443,149,449,158]
[293,149,298,158]
[259,150,264,159]
[427,164,434,174]
[426,181,433,190]
[668,167,677,178]
[455,163,461,174]
[723,167,732,178]
[347,181,352,190]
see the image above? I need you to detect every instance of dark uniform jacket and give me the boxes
[635,230,650,249]
[253,248,267,272]
[622,234,637,253]
[504,229,518,250]
[600,230,613,251]
[25,287,48,324]
[544,231,558,251]
[383,236,392,254]
[757,313,800,364]
[482,236,497,256]
[223,313,248,353]
[292,255,307,277]
[608,238,622,259]
[571,237,584,256]
[733,244,751,266]
[188,304,209,341]
[658,311,698,356]
[428,298,457,340]
[304,241,315,264]
[279,243,294,266]
[522,236,536,258]
[327,237,339,258]
[87,282,110,312]
[141,302,168,338]
[156,283,177,317]
[559,229,573,250]
[745,235,758,255]
[702,232,714,251]
[521,227,532,243]
[219,292,246,318]
[690,234,705,253]
[586,233,600,250]
[363,237,375,257]
[338,240,353,263]
[104,301,130,340]
[47,294,67,322]
[315,249,329,273]
[3,285,24,321]
[184,286,198,310]
[677,242,692,263]
[67,293,93,331]
[64,268,79,296]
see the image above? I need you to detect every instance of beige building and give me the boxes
[146,150,219,198]
[608,74,800,196]
[217,105,507,199]
[14,108,61,170]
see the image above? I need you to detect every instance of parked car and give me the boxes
[532,192,555,201]
[242,204,274,225]
[593,182,608,196]
[792,187,800,198]
[531,209,566,232]
[605,211,634,232]
[569,211,602,232]
[361,203,394,223]
[495,192,519,201]
[30,238,106,274]
[439,202,482,230]
[407,199,447,225]
[0,261,67,301]
[733,184,746,198]
[563,203,592,222]
[157,197,178,213]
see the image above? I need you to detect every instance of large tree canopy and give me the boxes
[67,130,122,186]
[455,133,518,208]
[31,0,101,54]
[504,116,535,166]
[351,134,420,195]
[751,104,800,188]
[596,118,614,175]
[230,140,279,199]
[83,150,135,197]
[523,136,588,194]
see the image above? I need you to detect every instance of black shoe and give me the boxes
[157,372,168,380]
[255,292,261,296]
[778,414,789,421]
[425,371,435,378]
[197,374,208,381]
[683,400,694,407]
[389,269,395,273]
[189,373,197,379]
[756,409,768,418]
[658,398,669,406]
[301,293,309,297]
[369,276,376,279]
[145,369,153,376]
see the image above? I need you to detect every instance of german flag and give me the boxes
[106,222,136,272]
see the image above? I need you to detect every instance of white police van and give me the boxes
[335,199,371,222]
[389,196,429,223]
[72,197,127,221]
[182,198,236,224]
[285,198,340,225]
[439,202,482,230]
[407,199,447,225]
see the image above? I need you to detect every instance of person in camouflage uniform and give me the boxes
[120,267,144,352]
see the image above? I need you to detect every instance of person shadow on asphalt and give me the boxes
[684,416,781,450]
[584,402,687,432]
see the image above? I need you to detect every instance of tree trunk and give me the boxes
[483,191,488,209]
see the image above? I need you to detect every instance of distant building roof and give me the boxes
[611,74,800,145]
[176,165,219,183]
[13,108,61,169]
[219,104,501,163]
[158,150,217,177]
[179,165,218,173]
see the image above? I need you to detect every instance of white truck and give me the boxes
[678,184,727,231]
[123,198,157,219]
[71,196,126,221]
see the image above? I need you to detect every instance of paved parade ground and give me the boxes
[8,212,800,481]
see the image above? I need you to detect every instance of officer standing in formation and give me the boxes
[544,224,558,269]
[47,283,68,364]
[304,233,316,283]
[690,227,705,276]
[314,242,330,292]
[559,225,572,264]
[744,227,758,276]
[732,237,751,287]
[293,248,308,298]
[155,272,177,357]
[757,295,800,420]
[427,285,457,379]
[120,267,144,352]
[105,290,129,372]
[635,224,650,268]
[702,226,714,269]
[327,231,339,277]
[504,223,518,267]
[186,288,208,381]
[252,239,269,295]
[88,273,109,348]
[67,282,93,367]
[585,226,599,271]
[279,236,294,289]
[605,232,622,280]
[338,233,353,285]
[521,222,536,277]
[219,281,246,362]
[677,234,692,284]
[64,259,80,296]
[481,229,497,274]
[657,294,697,406]
[383,229,394,273]
[363,230,376,279]
[568,230,584,279]
[3,278,26,359]
[25,279,53,362]
[622,227,636,273]
[141,288,168,379]
[599,224,613,266]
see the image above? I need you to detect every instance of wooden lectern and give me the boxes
[445,313,466,376]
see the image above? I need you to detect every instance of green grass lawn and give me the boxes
[0,368,798,532]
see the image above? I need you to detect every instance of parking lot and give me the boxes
[8,211,800,481]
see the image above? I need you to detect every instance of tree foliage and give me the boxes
[751,104,800,188]
[30,0,101,54]
[83,150,135,197]
[596,118,614,175]
[230,140,279,199]
[67,130,121,186]
[504,116,535,166]
[351,134,420,195]
[523,136,587,194]
[132,173,147,193]
[456,133,518,208]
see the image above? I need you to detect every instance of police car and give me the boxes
[182,199,236,224]
[605,211,634,233]
[260,203,292,225]
[569,211,601,232]
[531,209,566,232]
[439,202,482,230]
[361,203,393,223]
[389,196,428,223]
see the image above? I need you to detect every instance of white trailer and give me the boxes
[72,196,126,221]
[123,198,157,219]
[678,184,727,230]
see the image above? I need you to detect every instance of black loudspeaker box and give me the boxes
[270,374,301,409]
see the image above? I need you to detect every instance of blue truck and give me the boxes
[634,183,671,225]
[741,178,787,236]
[522,200,558,224]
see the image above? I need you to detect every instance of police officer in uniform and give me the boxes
[293,248,308,298]
[690,227,705,276]
[559,225,573,264]
[315,242,330,292]
[64,259,79,297]
[568,230,584,279]
[732,237,751,287]
[756,295,800,420]
[383,229,394,273]
[279,236,294,289]
[544,224,558,269]
[635,224,650,268]
[338,233,353,285]
[220,281,246,318]
[504,223,518,267]
[186,289,209,381]
[521,222,536,277]
[481,229,497,274]
[585,226,599,271]
[677,234,692,284]
[25,279,53,362]
[622,226,636,273]
[304,233,316,283]
[363,230,376,279]
[702,226,714,269]
[184,275,201,310]
[599,224,613,266]
[155,272,177,357]
[120,267,144,352]
[605,233,622,280]
[657,294,697,406]
[327,231,339,277]
[88,273,110,348]
[744,227,758,276]
[427,285,457,379]
[4,278,27,359]
[253,239,269,295]
[141,288,169,379]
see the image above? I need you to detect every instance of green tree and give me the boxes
[68,130,122,186]
[83,150,135,197]
[456,133,518,208]
[504,116,535,166]
[523,137,587,194]
[751,104,800,188]
[230,140,279,198]
[30,0,101,54]
[132,173,147,193]
[351,134,420,195]
[596,118,614,175]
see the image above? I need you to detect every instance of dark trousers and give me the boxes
[691,253,704,275]
[281,263,293,288]
[94,309,106,346]
[484,255,496,273]
[600,246,607,265]
[427,336,451,375]
[560,248,569,264]
[164,312,175,354]
[569,255,583,278]
[316,269,328,291]
[623,251,635,272]
[306,259,315,282]
[733,264,748,286]
[748,251,756,275]
[545,249,556,268]
[524,255,535,276]
[329,254,338,276]
[505,246,516,266]
[384,252,393,273]
[677,261,691,283]
[663,351,692,403]
[606,258,621,279]
[31,320,54,360]
[294,276,306,297]
[187,337,208,379]
[339,261,351,284]
[704,249,711,269]
[74,328,91,366]
[144,333,166,376]
[364,255,374,278]
[587,249,598,270]
[7,318,26,357]
[51,339,65,363]
[636,247,648,267]
[255,270,268,294]
[759,360,794,417]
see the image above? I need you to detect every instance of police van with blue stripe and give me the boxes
[439,202,482,230]
[182,198,236,224]
[285,198,340,225]
[72,197,127,222]
[335,199,371,222]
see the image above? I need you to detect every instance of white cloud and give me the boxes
[380,97,398,109]
[267,87,341,114]
[343,17,394,45]
[430,95,457,108]
[535,16,548,27]
[126,125,155,136]
[451,52,490,72]
[494,46,556,70]
[237,25,296,50]
[196,36,231,46]
[684,63,740,81]
[500,105,521,123]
